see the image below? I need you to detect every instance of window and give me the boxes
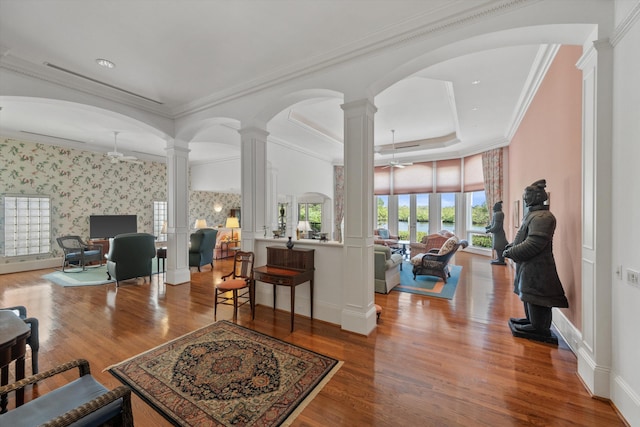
[375,195,388,229]
[441,193,455,232]
[3,195,51,256]
[467,191,491,249]
[154,201,168,241]
[397,194,410,240]
[416,194,429,242]
[298,203,322,232]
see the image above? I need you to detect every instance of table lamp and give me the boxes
[225,217,240,240]
[194,219,208,229]
[297,220,310,239]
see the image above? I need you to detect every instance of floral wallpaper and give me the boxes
[189,191,241,230]
[0,138,242,265]
[0,138,167,263]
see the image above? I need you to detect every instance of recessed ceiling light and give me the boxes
[471,80,480,85]
[96,58,115,69]
[471,106,479,111]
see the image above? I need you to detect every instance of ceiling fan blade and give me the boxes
[122,156,142,164]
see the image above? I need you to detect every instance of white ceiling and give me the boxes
[0,1,594,166]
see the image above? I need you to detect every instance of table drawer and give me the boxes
[255,273,293,286]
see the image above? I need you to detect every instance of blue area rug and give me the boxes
[396,262,462,299]
[43,259,161,287]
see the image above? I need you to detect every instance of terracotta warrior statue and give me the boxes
[485,201,508,265]
[503,179,568,343]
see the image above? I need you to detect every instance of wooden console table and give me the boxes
[253,246,315,332]
[89,239,110,257]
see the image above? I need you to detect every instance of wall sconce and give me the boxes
[214,203,222,213]
[194,219,208,229]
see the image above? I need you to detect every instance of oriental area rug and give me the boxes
[108,321,341,427]
[396,263,462,300]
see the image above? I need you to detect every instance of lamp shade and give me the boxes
[297,220,310,232]
[225,217,240,229]
[194,219,208,229]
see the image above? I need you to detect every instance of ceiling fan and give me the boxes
[383,129,413,168]
[106,131,142,164]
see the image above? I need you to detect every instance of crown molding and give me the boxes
[172,0,536,117]
[610,1,640,47]
[506,43,560,141]
[287,110,343,146]
[0,55,171,119]
[268,134,335,163]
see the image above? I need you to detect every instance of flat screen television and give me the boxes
[89,215,137,239]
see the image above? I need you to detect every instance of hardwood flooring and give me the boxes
[0,252,626,426]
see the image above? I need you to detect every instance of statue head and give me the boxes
[493,201,503,212]
[523,179,548,207]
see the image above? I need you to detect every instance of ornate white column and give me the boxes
[340,98,377,335]
[164,137,191,285]
[238,126,269,253]
[576,38,614,398]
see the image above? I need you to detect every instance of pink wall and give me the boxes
[507,45,583,329]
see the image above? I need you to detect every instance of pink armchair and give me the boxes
[409,230,455,254]
[373,228,399,246]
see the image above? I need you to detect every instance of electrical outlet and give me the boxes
[627,269,639,286]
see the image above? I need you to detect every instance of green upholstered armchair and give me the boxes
[106,233,156,286]
[189,228,218,271]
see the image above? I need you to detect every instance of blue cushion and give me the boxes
[378,229,390,239]
[0,375,122,427]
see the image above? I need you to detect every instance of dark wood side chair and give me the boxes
[214,250,255,321]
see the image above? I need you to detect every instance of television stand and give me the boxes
[89,239,110,259]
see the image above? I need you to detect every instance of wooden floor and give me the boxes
[0,252,626,426]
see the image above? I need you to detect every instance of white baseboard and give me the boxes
[0,257,62,274]
[552,307,582,353]
[611,374,640,426]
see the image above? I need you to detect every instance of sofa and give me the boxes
[374,244,403,294]
[189,228,218,271]
[106,233,156,286]
[409,230,454,255]
[374,228,399,246]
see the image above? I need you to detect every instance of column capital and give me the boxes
[341,98,377,116]
[239,126,270,140]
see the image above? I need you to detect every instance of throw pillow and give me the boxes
[378,228,390,239]
[438,236,459,255]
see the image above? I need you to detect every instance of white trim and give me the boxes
[0,257,61,274]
